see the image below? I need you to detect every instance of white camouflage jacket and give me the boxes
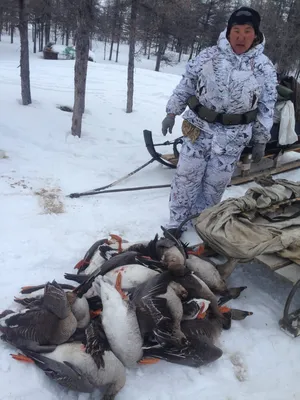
[166,29,278,154]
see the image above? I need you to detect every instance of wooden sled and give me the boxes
[143,121,300,185]
[254,254,300,338]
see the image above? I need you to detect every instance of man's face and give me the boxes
[228,24,256,54]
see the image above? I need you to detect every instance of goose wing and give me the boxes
[1,308,58,345]
[142,337,222,368]
[20,349,95,393]
[14,296,44,308]
[99,251,140,275]
[130,272,174,339]
[85,317,110,368]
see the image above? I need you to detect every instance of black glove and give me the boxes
[162,114,175,136]
[252,143,266,163]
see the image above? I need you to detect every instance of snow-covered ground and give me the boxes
[1,33,300,400]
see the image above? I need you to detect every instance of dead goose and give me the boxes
[7,316,126,399]
[141,332,223,368]
[0,281,78,349]
[15,282,91,330]
[66,233,186,285]
[73,238,117,275]
[186,254,227,293]
[14,283,75,308]
[127,232,186,276]
[65,256,164,285]
[92,276,144,368]
[140,297,242,368]
[172,270,223,318]
[140,307,225,368]
[129,271,189,349]
[104,264,159,290]
[73,233,134,276]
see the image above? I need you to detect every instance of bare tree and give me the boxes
[71,9,90,137]
[126,0,138,113]
[18,0,32,105]
[71,0,98,138]
[109,0,120,60]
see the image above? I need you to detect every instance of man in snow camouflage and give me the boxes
[162,6,277,237]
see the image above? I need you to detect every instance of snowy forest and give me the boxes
[1,0,300,136]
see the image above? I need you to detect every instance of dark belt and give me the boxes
[187,95,258,126]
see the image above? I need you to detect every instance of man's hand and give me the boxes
[252,143,266,163]
[162,114,175,136]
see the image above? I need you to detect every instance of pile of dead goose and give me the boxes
[0,228,253,399]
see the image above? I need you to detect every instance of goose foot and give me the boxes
[115,272,127,300]
[109,234,123,252]
[138,357,160,365]
[11,353,34,363]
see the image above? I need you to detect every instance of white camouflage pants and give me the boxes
[167,128,243,230]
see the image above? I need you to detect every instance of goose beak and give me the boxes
[11,353,34,363]
[20,285,43,294]
[138,358,160,365]
[197,304,231,319]
[187,244,206,256]
[219,306,231,314]
[109,234,123,252]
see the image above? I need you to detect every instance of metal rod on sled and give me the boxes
[67,158,156,198]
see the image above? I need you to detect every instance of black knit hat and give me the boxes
[226,7,261,37]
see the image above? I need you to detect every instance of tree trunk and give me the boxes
[147,39,151,59]
[0,7,3,41]
[126,0,138,113]
[10,25,14,43]
[115,12,122,62]
[54,22,57,42]
[33,21,37,53]
[44,0,51,44]
[18,0,32,105]
[115,37,120,62]
[188,40,194,61]
[39,22,44,51]
[71,29,89,137]
[196,41,202,55]
[104,36,107,60]
[45,20,50,44]
[109,38,114,61]
[155,35,165,72]
[66,28,69,46]
[109,0,119,61]
[178,47,182,62]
